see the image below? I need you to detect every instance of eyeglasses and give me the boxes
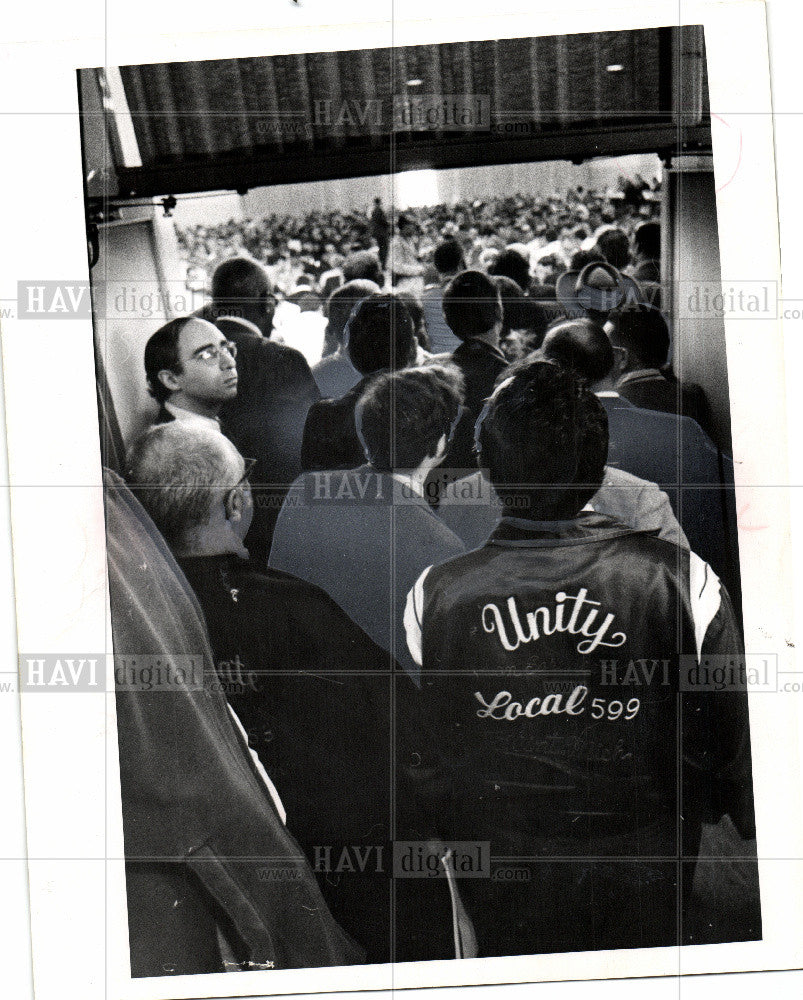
[194,341,238,364]
[234,457,257,489]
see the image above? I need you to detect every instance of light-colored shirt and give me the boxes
[164,402,223,434]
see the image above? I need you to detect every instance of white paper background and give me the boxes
[0,0,802,998]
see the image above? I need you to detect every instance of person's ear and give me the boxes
[612,345,629,373]
[158,368,182,393]
[224,487,244,524]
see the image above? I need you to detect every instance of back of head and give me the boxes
[346,292,417,376]
[144,316,194,404]
[488,249,531,292]
[433,239,465,277]
[342,250,384,285]
[610,303,670,369]
[125,422,237,548]
[570,247,606,271]
[493,275,526,336]
[326,279,381,346]
[355,364,463,472]
[442,270,501,341]
[594,227,630,270]
[211,255,271,306]
[633,221,661,261]
[540,318,614,385]
[476,360,608,520]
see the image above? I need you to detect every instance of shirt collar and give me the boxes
[618,368,663,385]
[164,402,222,433]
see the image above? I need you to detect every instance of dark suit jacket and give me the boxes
[177,551,400,964]
[617,369,714,441]
[598,393,740,607]
[212,316,321,564]
[442,339,509,473]
[300,376,374,472]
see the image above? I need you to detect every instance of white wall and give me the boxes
[169,154,661,224]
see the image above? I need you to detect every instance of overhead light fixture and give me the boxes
[606,64,624,72]
[406,78,423,87]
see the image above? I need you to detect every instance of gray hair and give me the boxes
[125,423,241,547]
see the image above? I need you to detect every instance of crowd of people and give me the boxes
[176,181,660,297]
[109,201,758,977]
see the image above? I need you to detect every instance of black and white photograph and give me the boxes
[1,2,801,999]
[80,20,763,977]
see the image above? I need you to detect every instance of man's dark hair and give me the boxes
[433,239,465,276]
[343,250,384,285]
[346,292,417,375]
[355,365,462,473]
[595,228,630,270]
[633,221,661,261]
[492,276,526,337]
[488,249,531,292]
[442,270,501,341]
[540,318,614,385]
[570,248,606,271]
[326,279,381,346]
[610,304,670,369]
[476,361,608,520]
[144,316,194,404]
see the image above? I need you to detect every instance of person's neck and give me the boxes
[390,454,441,498]
[175,524,249,561]
[591,375,619,393]
[215,308,269,338]
[168,394,221,419]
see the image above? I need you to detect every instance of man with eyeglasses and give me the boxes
[144,315,238,432]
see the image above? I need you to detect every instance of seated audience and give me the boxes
[203,256,322,564]
[608,303,713,437]
[300,292,418,471]
[106,466,363,974]
[422,239,466,354]
[538,318,739,597]
[402,361,754,957]
[125,422,399,964]
[438,270,510,473]
[312,278,380,398]
[271,366,466,682]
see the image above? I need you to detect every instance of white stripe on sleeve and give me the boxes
[404,565,432,668]
[689,550,723,661]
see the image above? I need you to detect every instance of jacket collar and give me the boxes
[489,511,655,547]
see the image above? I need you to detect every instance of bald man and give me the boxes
[200,256,322,564]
